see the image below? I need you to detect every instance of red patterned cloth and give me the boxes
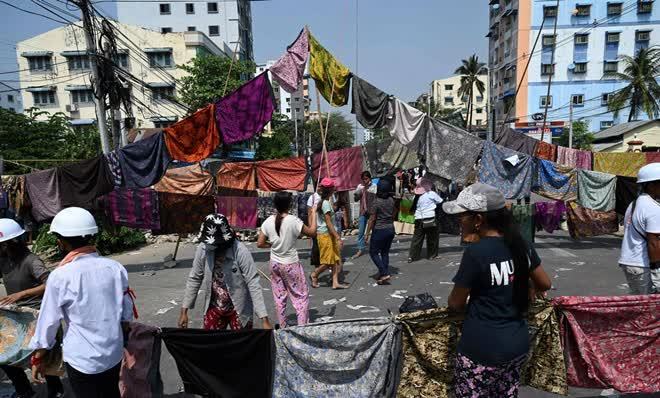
[312,146,364,192]
[256,157,307,192]
[554,295,660,393]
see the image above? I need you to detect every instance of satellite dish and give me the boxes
[532,113,544,121]
[568,63,576,70]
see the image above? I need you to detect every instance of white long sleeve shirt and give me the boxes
[414,191,443,220]
[29,253,134,374]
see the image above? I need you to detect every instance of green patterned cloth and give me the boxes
[512,204,535,243]
[309,33,351,107]
[398,197,415,224]
[576,169,617,212]
[395,301,567,397]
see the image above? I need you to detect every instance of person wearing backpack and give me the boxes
[619,163,660,294]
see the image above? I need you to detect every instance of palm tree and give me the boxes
[605,47,660,122]
[455,55,487,132]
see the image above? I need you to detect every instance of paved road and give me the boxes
[1,230,650,397]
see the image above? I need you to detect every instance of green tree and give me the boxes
[605,47,660,122]
[304,112,354,154]
[177,54,256,112]
[411,97,456,120]
[0,108,101,174]
[455,54,487,132]
[255,114,295,160]
[556,121,595,150]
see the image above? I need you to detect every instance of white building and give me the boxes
[0,82,22,113]
[113,0,255,61]
[257,60,310,124]
[17,21,226,129]
[431,74,489,128]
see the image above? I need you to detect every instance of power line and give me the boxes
[0,0,76,25]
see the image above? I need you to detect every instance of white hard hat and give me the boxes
[50,207,98,237]
[637,163,660,184]
[0,219,25,243]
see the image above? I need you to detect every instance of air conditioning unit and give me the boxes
[66,104,79,112]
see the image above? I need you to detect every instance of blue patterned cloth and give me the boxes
[478,141,534,200]
[533,159,577,201]
[0,306,38,366]
[273,318,402,397]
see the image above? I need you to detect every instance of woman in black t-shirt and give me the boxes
[442,183,552,398]
[365,179,396,285]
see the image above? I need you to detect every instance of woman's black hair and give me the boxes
[482,207,530,314]
[317,186,334,217]
[55,234,93,250]
[273,192,292,235]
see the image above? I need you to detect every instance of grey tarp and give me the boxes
[364,138,419,176]
[424,119,484,183]
[494,126,538,157]
[351,75,392,129]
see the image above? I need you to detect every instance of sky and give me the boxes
[0,0,488,107]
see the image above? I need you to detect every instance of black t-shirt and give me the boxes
[452,237,541,366]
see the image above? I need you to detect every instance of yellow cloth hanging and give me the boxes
[593,152,646,177]
[309,33,351,107]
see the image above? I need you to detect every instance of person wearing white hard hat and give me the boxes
[28,207,136,398]
[0,219,64,398]
[618,163,660,294]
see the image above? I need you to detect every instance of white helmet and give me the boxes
[637,163,660,184]
[50,207,98,237]
[0,219,25,243]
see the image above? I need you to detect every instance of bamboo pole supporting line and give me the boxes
[222,40,243,97]
[314,76,337,189]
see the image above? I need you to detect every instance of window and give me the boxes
[159,3,170,14]
[475,119,483,125]
[7,95,14,103]
[476,108,484,114]
[207,2,218,13]
[285,98,290,103]
[67,55,90,70]
[295,107,300,113]
[541,64,555,75]
[71,89,94,104]
[638,0,653,13]
[113,53,129,68]
[154,121,174,128]
[186,3,195,14]
[607,2,623,15]
[444,84,453,91]
[32,91,56,105]
[208,25,219,36]
[476,96,484,103]
[187,26,196,32]
[294,97,300,102]
[147,52,172,68]
[161,27,173,34]
[574,34,589,44]
[542,35,556,46]
[571,94,585,106]
[540,95,553,108]
[574,62,588,73]
[27,56,52,72]
[606,32,620,43]
[636,30,651,41]
[151,86,174,101]
[9,108,14,112]
[444,97,454,106]
[602,93,612,106]
[285,108,290,113]
[600,120,614,130]
[544,5,558,17]
[575,4,591,16]
[604,61,618,73]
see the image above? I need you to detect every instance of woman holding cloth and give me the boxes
[443,183,551,397]
[408,177,443,262]
[258,192,317,327]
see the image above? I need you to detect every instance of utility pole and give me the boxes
[293,105,299,156]
[568,100,574,149]
[73,0,111,154]
[428,82,432,116]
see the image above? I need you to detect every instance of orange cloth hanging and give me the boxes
[154,164,215,196]
[534,141,557,162]
[164,104,221,162]
[256,157,307,192]
[216,162,257,191]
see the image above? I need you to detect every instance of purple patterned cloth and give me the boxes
[215,72,275,145]
[270,27,309,93]
[102,188,160,230]
[534,201,566,234]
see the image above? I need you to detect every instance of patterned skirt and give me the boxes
[453,352,527,398]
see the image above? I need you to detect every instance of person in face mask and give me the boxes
[178,213,272,330]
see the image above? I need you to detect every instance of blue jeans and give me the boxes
[369,228,395,278]
[357,215,368,252]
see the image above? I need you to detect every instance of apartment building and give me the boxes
[17,21,226,129]
[0,82,22,113]
[431,74,489,128]
[113,0,256,61]
[488,0,659,134]
[257,60,310,124]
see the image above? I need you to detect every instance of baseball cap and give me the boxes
[442,183,506,214]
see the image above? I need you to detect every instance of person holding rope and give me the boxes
[310,178,349,290]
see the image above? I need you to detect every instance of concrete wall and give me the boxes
[0,83,22,113]
[600,122,660,152]
[17,22,224,128]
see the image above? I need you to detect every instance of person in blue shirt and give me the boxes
[443,183,551,398]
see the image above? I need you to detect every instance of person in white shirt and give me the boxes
[29,207,135,398]
[408,177,443,263]
[257,192,318,327]
[307,189,322,267]
[619,163,660,294]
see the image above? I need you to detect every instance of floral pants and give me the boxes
[270,261,309,327]
[203,307,252,330]
[453,352,527,398]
